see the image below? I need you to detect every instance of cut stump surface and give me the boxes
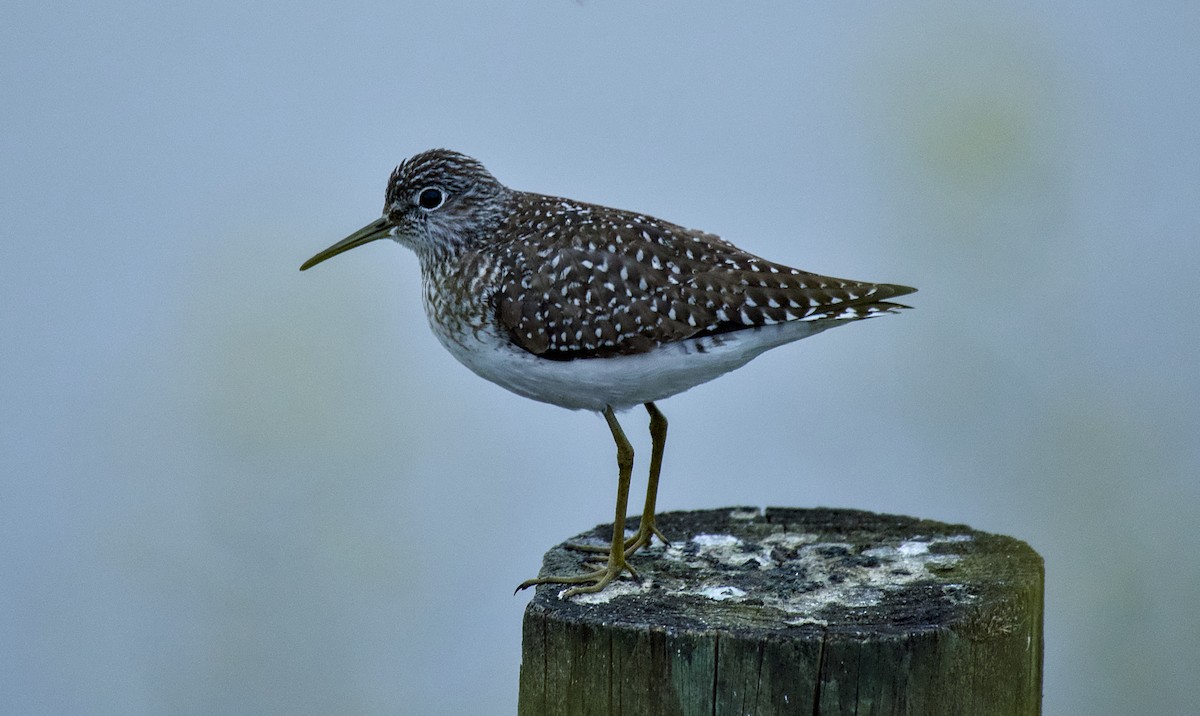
[519,506,1043,716]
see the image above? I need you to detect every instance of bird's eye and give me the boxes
[416,187,446,210]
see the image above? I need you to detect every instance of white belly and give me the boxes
[427,318,841,412]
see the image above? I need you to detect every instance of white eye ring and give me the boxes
[415,186,446,211]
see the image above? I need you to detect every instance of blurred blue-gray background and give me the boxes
[3,2,1197,713]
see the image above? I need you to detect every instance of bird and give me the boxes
[300,149,915,597]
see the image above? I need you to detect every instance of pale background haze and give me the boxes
[2,2,1197,714]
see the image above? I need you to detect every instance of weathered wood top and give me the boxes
[520,507,1043,716]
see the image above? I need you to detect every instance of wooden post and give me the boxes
[518,507,1042,716]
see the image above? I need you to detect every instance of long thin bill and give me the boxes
[300,217,392,271]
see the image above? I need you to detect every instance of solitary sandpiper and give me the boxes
[301,149,915,597]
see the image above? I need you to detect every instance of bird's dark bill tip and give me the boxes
[299,217,393,272]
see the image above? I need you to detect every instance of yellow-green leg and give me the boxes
[517,405,638,597]
[568,402,671,559]
[626,401,671,554]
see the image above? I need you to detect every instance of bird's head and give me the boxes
[301,149,513,271]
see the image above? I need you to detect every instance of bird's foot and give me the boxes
[516,552,640,598]
[566,518,670,559]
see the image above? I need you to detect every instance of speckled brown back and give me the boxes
[487,192,914,359]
